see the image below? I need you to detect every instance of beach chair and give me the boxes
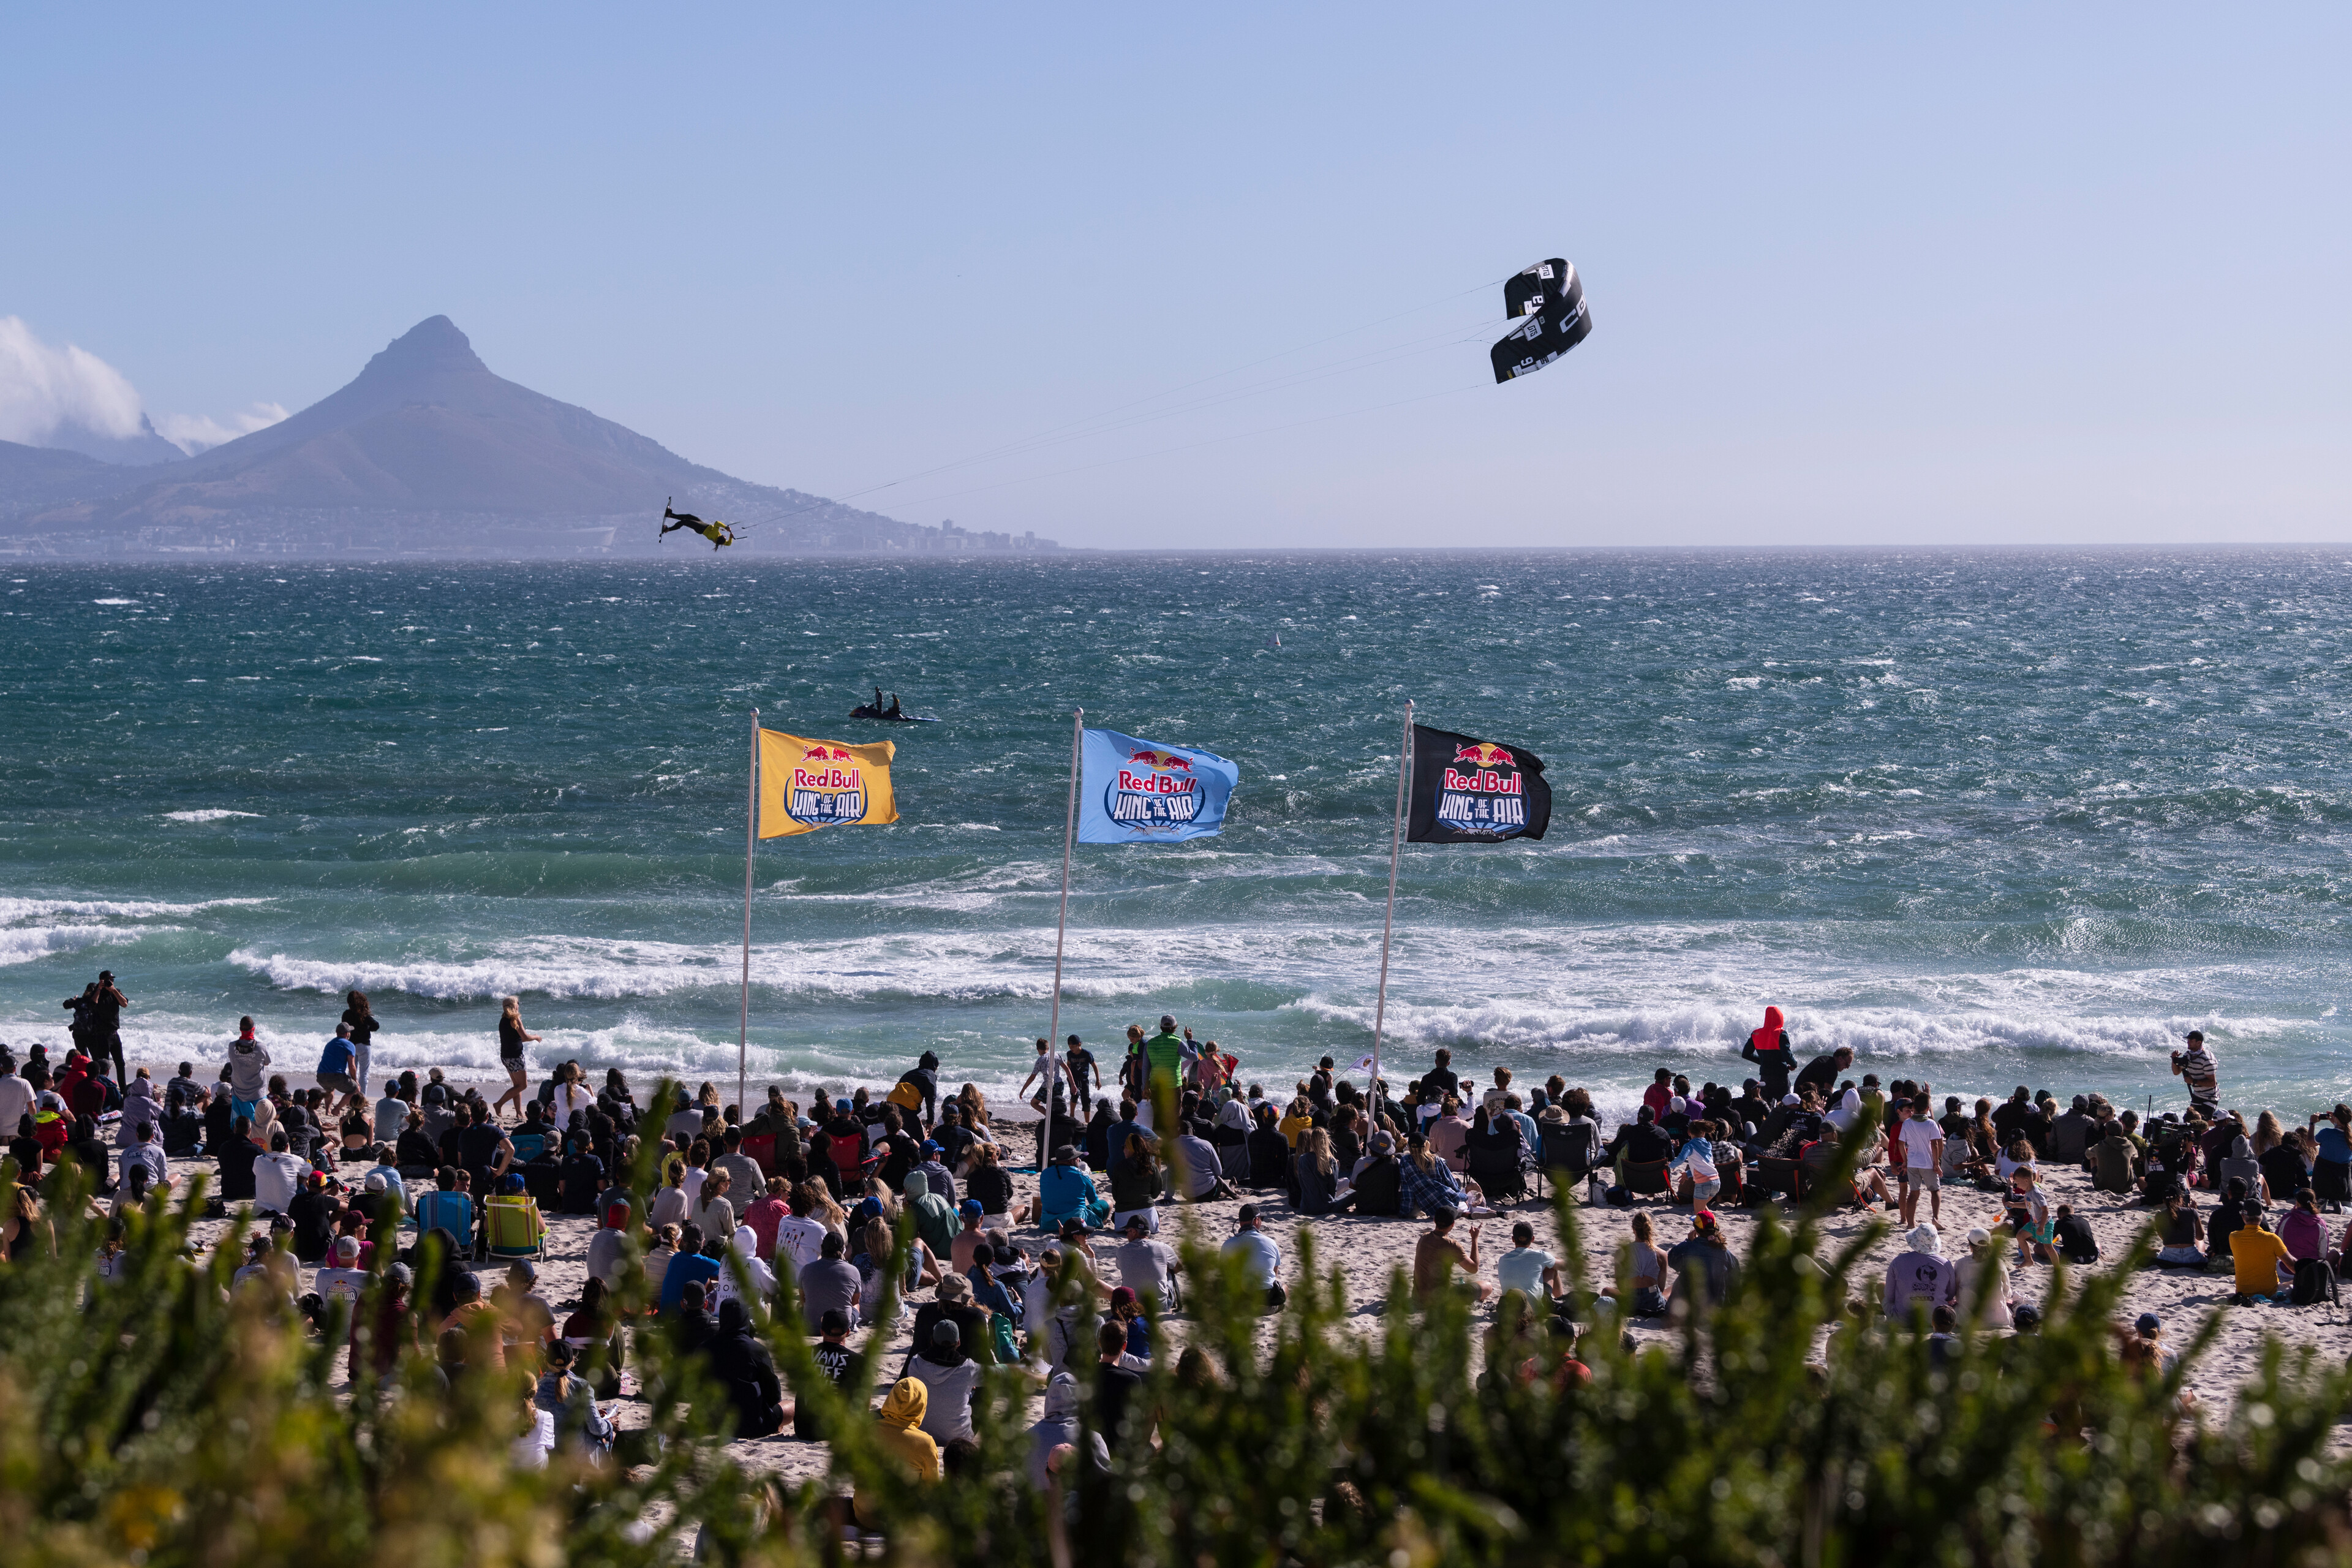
[1755,1156,1802,1201]
[742,1131,777,1178]
[1622,1159,1672,1201]
[1537,1121,1603,1199]
[483,1193,547,1261]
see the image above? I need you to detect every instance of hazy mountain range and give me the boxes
[0,317,1055,558]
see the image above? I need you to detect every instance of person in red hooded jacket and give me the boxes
[1741,1006,1796,1102]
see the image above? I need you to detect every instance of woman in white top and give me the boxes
[551,1061,595,1130]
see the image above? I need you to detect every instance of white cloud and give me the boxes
[0,315,145,445]
[153,403,288,454]
[0,315,286,455]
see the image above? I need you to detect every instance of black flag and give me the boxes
[1406,724,1553,843]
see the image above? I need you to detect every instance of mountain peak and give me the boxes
[358,315,487,383]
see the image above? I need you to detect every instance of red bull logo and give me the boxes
[1126,748,1193,772]
[1453,742,1514,768]
[790,743,865,814]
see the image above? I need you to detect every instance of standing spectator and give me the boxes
[2171,1031,2218,1117]
[1741,1006,1796,1102]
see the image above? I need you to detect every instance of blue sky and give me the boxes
[5,6,2345,547]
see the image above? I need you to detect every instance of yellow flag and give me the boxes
[758,730,899,838]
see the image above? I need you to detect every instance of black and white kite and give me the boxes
[1491,258,1591,383]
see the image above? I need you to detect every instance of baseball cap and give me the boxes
[1123,1213,1148,1233]
[959,1198,983,1216]
[1237,1204,1259,1226]
[820,1308,851,1336]
[333,1235,360,1261]
[1692,1209,1719,1233]
[385,1262,413,1289]
[921,1140,942,1154]
[2135,1313,2161,1336]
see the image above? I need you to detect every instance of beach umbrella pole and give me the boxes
[1370,700,1412,1115]
[1044,708,1082,1164]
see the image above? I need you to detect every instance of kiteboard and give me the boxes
[849,704,940,723]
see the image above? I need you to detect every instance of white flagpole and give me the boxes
[1370,700,1412,1120]
[1043,708,1082,1166]
[739,709,759,1122]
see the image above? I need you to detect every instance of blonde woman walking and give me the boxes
[493,996,540,1122]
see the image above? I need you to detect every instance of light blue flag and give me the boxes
[1076,728,1240,843]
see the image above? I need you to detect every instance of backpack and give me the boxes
[2290,1256,2339,1308]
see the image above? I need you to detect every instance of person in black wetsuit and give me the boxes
[897,1052,940,1130]
[1741,1006,1796,1102]
[885,694,903,718]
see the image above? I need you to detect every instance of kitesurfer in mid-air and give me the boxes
[660,499,736,549]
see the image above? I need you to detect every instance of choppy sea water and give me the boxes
[2,549,2347,1121]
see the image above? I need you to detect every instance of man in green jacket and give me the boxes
[1143,1016,1194,1107]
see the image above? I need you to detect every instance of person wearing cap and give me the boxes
[1954,1226,2014,1328]
[913,1140,958,1208]
[1665,1210,1740,1308]
[1222,1204,1286,1311]
[948,1199,990,1272]
[2130,1312,2179,1376]
[1113,1211,1182,1309]
[314,1234,372,1325]
[1039,1144,1110,1232]
[1882,1223,1958,1321]
[1139,1016,1193,1124]
[2173,1030,2220,1116]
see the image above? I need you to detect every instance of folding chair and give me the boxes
[1623,1159,1672,1200]
[483,1193,548,1261]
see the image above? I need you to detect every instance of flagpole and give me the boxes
[1044,708,1082,1167]
[1370,699,1412,1120]
[739,708,758,1123]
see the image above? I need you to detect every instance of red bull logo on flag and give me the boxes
[756,730,899,838]
[1078,728,1240,843]
[1408,723,1553,843]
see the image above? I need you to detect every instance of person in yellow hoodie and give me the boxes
[854,1378,942,1529]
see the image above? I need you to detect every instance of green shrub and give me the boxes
[4,1098,2350,1568]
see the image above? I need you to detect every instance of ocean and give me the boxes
[2,549,2346,1123]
